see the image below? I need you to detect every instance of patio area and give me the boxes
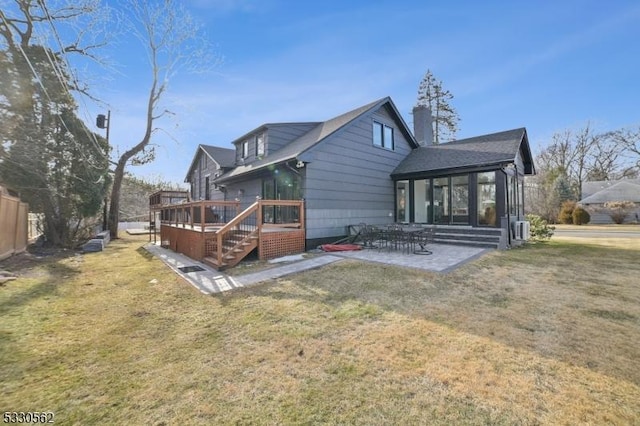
[329,243,489,273]
[145,239,491,294]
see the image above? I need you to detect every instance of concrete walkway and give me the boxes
[145,243,244,294]
[144,242,490,295]
[144,243,343,294]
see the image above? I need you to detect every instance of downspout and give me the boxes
[514,164,519,219]
[499,166,511,247]
[287,160,306,244]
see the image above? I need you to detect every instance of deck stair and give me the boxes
[203,201,260,270]
[432,226,504,249]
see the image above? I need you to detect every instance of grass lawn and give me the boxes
[1,234,639,424]
[554,223,640,232]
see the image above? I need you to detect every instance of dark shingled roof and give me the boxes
[392,127,534,177]
[201,145,236,168]
[184,144,235,182]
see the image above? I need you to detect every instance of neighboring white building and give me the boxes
[579,179,640,223]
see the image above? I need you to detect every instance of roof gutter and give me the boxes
[391,161,511,181]
[213,158,296,185]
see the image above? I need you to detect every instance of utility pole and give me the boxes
[97,111,111,231]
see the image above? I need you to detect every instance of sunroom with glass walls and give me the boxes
[394,171,501,227]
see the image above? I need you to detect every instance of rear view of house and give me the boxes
[206,97,534,247]
[212,97,419,247]
[155,96,536,269]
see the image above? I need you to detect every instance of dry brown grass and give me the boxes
[554,223,640,231]
[1,234,639,424]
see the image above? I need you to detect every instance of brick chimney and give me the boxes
[412,105,434,146]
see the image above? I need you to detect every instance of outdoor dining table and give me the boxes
[376,225,434,255]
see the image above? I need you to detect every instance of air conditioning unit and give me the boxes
[514,221,530,241]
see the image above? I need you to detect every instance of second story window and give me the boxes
[242,140,249,159]
[256,134,265,157]
[373,121,394,150]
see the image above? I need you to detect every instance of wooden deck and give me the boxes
[152,199,305,270]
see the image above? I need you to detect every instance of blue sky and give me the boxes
[88,0,640,185]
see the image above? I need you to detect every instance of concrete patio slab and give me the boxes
[331,244,490,272]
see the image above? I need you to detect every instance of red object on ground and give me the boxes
[320,244,362,252]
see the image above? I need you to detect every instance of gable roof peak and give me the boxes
[215,96,417,183]
[184,144,236,183]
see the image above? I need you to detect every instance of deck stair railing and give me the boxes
[205,199,304,270]
[204,201,260,269]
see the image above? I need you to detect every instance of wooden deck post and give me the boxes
[298,200,305,228]
[201,203,205,231]
[216,230,222,265]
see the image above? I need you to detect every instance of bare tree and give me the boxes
[528,123,636,220]
[586,131,626,181]
[611,127,640,171]
[107,0,218,238]
[536,123,622,199]
[416,69,459,144]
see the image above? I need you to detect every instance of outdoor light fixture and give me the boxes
[96,110,111,232]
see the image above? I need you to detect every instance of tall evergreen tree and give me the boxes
[0,3,110,246]
[416,70,460,143]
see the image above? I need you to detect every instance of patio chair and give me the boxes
[359,223,380,249]
[412,227,434,255]
[376,225,392,252]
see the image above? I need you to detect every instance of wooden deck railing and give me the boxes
[157,198,305,269]
[156,200,241,229]
[260,199,304,229]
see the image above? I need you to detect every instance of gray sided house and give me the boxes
[192,97,535,248]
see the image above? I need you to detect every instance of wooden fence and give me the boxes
[0,192,29,260]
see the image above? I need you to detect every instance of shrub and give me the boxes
[558,200,576,224]
[602,201,636,224]
[572,206,590,225]
[525,214,555,241]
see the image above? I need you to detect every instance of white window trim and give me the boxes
[256,133,265,157]
[241,140,249,158]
